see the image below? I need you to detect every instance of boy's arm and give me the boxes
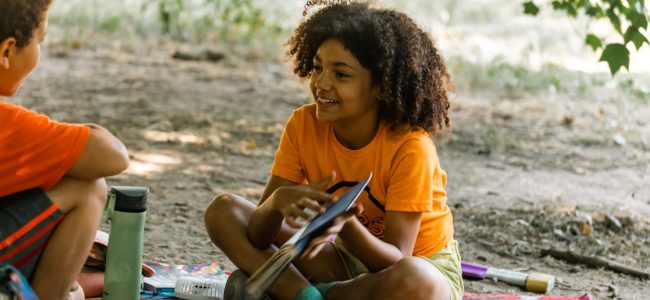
[338,211,421,272]
[65,124,129,179]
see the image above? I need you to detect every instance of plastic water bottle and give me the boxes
[103,186,148,300]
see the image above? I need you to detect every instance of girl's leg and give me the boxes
[204,193,347,300]
[327,256,450,300]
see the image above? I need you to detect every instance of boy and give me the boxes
[0,1,130,299]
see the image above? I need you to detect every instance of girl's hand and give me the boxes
[270,174,336,228]
[300,203,365,260]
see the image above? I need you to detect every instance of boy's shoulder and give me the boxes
[0,100,33,117]
[0,100,20,128]
[0,100,40,124]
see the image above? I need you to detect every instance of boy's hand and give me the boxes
[270,174,336,228]
[300,203,365,260]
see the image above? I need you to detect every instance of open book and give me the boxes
[244,174,372,297]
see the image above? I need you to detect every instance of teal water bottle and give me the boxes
[103,186,148,300]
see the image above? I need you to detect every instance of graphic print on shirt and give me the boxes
[326,180,385,240]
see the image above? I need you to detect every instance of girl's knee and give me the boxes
[204,193,249,232]
[205,194,237,221]
[380,257,449,300]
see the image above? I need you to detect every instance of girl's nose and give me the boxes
[315,71,332,91]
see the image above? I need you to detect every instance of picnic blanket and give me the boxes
[138,291,593,300]
[463,293,592,300]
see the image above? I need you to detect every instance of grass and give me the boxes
[47,0,292,57]
[448,55,650,103]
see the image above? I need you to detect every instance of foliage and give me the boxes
[522,0,650,75]
[141,0,275,43]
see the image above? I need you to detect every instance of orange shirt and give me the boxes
[271,104,454,256]
[0,101,90,197]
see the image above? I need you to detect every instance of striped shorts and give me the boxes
[0,189,64,279]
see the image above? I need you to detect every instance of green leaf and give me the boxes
[523,1,540,15]
[599,43,630,75]
[552,1,563,10]
[585,33,603,51]
[586,5,605,18]
[623,26,650,49]
[627,11,649,29]
[567,4,578,17]
[607,8,623,33]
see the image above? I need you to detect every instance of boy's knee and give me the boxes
[90,178,108,207]
[46,177,108,213]
[74,178,108,212]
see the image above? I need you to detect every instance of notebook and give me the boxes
[244,173,372,297]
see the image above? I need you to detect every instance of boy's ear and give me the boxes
[0,37,17,70]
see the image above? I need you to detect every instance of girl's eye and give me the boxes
[313,65,323,72]
[335,71,349,79]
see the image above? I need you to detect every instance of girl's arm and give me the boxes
[248,175,336,249]
[247,175,296,248]
[338,210,422,272]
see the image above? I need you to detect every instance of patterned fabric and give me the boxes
[0,189,63,279]
[462,293,593,300]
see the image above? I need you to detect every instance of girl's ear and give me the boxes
[372,85,381,101]
[0,37,17,69]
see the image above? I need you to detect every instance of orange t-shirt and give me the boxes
[0,101,90,197]
[271,104,454,256]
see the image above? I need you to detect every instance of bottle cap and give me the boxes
[526,272,555,293]
[110,186,148,213]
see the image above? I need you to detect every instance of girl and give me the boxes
[204,2,462,299]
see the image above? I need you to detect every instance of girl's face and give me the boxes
[310,38,379,128]
[0,13,48,97]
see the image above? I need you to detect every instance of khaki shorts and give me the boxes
[332,238,464,300]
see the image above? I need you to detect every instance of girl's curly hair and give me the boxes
[287,1,453,135]
[0,0,53,48]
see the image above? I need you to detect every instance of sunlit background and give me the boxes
[47,0,650,72]
[44,0,650,114]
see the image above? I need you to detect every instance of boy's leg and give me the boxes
[30,176,107,300]
[204,193,348,300]
[326,256,451,300]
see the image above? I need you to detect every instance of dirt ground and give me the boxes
[11,46,650,299]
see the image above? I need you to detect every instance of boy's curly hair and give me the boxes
[287,1,453,135]
[0,0,53,48]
